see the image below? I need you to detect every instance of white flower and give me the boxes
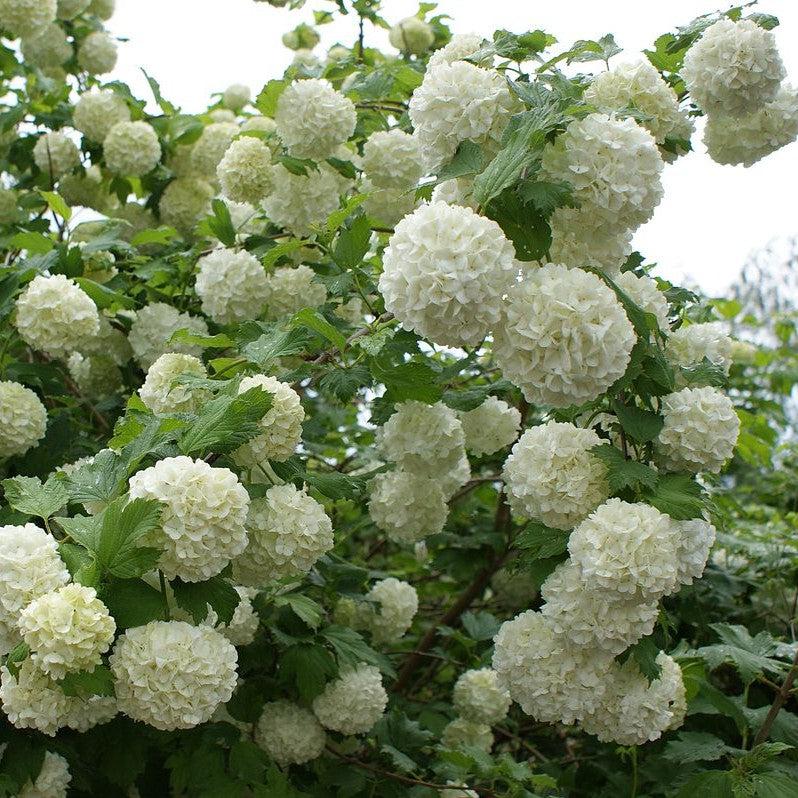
[223,83,250,112]
[203,586,259,647]
[674,518,716,586]
[18,751,71,798]
[19,583,115,679]
[57,0,89,19]
[59,167,108,211]
[263,264,327,320]
[77,30,117,74]
[241,115,277,136]
[615,271,670,331]
[128,302,209,369]
[139,353,207,414]
[502,421,609,529]
[361,178,418,227]
[255,700,326,765]
[568,498,680,597]
[0,661,68,735]
[428,33,489,69]
[128,456,250,582]
[60,692,117,731]
[231,374,304,466]
[88,0,114,19]
[312,663,388,735]
[494,264,636,407]
[365,578,418,643]
[548,206,633,275]
[361,129,423,189]
[66,352,122,398]
[110,620,238,730]
[191,122,239,178]
[431,177,478,209]
[667,322,733,377]
[159,177,214,235]
[217,136,274,204]
[275,79,356,161]
[458,396,521,457]
[0,0,56,38]
[233,483,332,585]
[335,296,365,326]
[0,381,48,458]
[368,469,448,544]
[73,89,130,142]
[263,163,343,235]
[704,85,798,167]
[33,131,79,179]
[113,201,158,239]
[290,48,320,71]
[389,16,434,55]
[540,113,664,233]
[453,668,511,725]
[441,718,493,751]
[103,121,161,176]
[380,202,517,347]
[210,109,237,124]
[657,386,739,473]
[491,610,614,725]
[682,18,785,117]
[21,23,73,68]
[195,247,270,324]
[78,315,131,365]
[16,274,99,359]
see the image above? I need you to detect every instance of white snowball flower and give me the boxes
[681,18,785,117]
[540,113,664,233]
[241,115,277,136]
[458,396,521,457]
[428,33,489,69]
[674,518,716,586]
[33,131,79,179]
[217,136,274,204]
[290,48,321,71]
[0,381,47,458]
[223,83,251,112]
[502,421,609,529]
[365,578,418,643]
[191,122,239,179]
[540,560,660,655]
[657,386,739,473]
[494,264,636,407]
[409,61,517,172]
[128,456,250,582]
[19,583,115,679]
[263,163,343,236]
[21,23,73,68]
[88,0,114,19]
[615,271,670,331]
[57,0,89,19]
[255,701,326,766]
[335,296,366,326]
[704,85,798,167]
[0,661,69,735]
[103,121,161,176]
[73,89,130,142]
[275,79,356,161]
[16,274,99,359]
[66,352,122,399]
[368,469,448,544]
[60,692,117,732]
[361,178,418,227]
[312,663,388,735]
[195,247,270,324]
[548,206,633,275]
[159,177,214,235]
[667,322,733,377]
[233,483,333,585]
[202,586,260,647]
[568,498,680,597]
[492,610,613,724]
[77,30,117,74]
[113,201,157,239]
[18,751,71,798]
[431,176,478,210]
[453,668,511,725]
[263,264,327,320]
[110,620,238,731]
[362,129,424,189]
[59,167,107,211]
[0,0,57,38]
[231,374,304,466]
[389,16,434,55]
[441,718,493,751]
[138,353,207,414]
[128,302,209,369]
[78,315,131,365]
[380,202,517,347]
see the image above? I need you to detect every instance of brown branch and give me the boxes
[753,647,798,747]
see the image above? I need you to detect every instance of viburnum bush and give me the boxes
[0,0,797,796]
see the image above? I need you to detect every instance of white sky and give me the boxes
[109,0,798,296]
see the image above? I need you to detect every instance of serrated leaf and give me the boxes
[618,635,662,684]
[663,732,737,763]
[485,187,551,262]
[5,642,29,679]
[461,610,500,641]
[102,578,166,628]
[644,473,706,520]
[280,643,337,702]
[371,360,442,404]
[206,199,237,247]
[333,214,371,270]
[242,325,313,367]
[435,139,485,184]
[322,624,396,678]
[229,740,267,783]
[318,364,372,402]
[172,576,240,625]
[61,448,128,509]
[96,497,163,578]
[74,277,137,310]
[255,79,287,117]
[676,771,734,798]
[54,515,102,552]
[518,178,574,216]
[514,522,570,559]
[590,444,659,493]
[38,190,71,221]
[2,475,68,519]
[696,624,786,684]
[291,308,347,352]
[60,664,115,698]
[611,400,664,443]
[273,593,324,630]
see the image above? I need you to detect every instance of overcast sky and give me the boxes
[109,0,798,296]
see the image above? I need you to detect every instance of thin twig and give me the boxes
[753,647,798,746]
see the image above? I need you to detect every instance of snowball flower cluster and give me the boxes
[21,23,73,69]
[19,584,115,679]
[364,578,418,643]
[494,264,636,407]
[77,31,118,74]
[195,248,270,324]
[129,456,250,582]
[57,0,89,20]
[73,89,130,142]
[656,386,740,473]
[33,131,79,179]
[234,483,333,584]
[428,33,489,69]
[502,422,609,529]
[15,274,99,359]
[103,121,161,176]
[459,396,521,456]
[138,352,207,414]
[110,620,238,730]
[453,668,511,725]
[128,302,208,369]
[667,322,733,377]
[217,136,274,204]
[210,586,259,647]
[18,751,71,798]
[682,18,785,117]
[0,381,48,458]
[222,83,250,111]
[255,701,326,766]
[263,164,343,236]
[361,129,424,189]
[312,663,388,735]
[0,0,57,38]
[441,718,493,751]
[191,122,239,178]
[615,271,671,331]
[158,177,214,235]
[389,16,434,55]
[89,0,114,19]
[67,352,122,398]
[380,202,517,347]
[262,263,327,321]
[548,206,633,274]
[361,178,418,226]
[674,518,716,586]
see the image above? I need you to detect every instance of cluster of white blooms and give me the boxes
[138,352,207,414]
[241,115,277,136]
[674,518,717,586]
[453,668,511,725]
[361,129,424,189]
[431,176,477,209]
[129,456,250,581]
[0,381,48,458]
[19,584,115,679]
[73,89,130,142]
[67,351,122,398]
[234,483,333,584]
[110,621,238,730]
[263,164,343,236]
[657,386,740,473]
[615,271,671,331]
[494,265,636,407]
[16,274,99,359]
[217,136,274,204]
[57,0,89,20]
[458,396,521,457]
[159,177,214,235]
[128,302,208,369]
[441,717,493,751]
[389,16,434,55]
[682,18,785,117]
[361,178,418,227]
[428,33,489,69]
[667,321,733,377]
[77,31,117,74]
[21,23,73,68]
[195,248,270,324]
[208,586,259,646]
[380,202,517,347]
[0,0,57,38]
[33,131,79,178]
[59,167,107,211]
[89,0,114,19]
[363,578,418,643]
[256,701,326,765]
[191,122,239,178]
[232,374,304,465]
[409,60,517,172]
[222,83,250,111]
[548,206,633,274]
[18,751,71,798]
[312,663,388,735]
[503,422,609,529]
[263,264,328,320]
[79,315,131,365]
[103,121,161,176]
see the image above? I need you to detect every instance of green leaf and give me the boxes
[333,214,371,270]
[243,326,313,367]
[371,360,443,404]
[318,364,372,402]
[60,664,115,698]
[273,593,324,630]
[518,178,574,216]
[0,738,46,793]
[102,578,166,628]
[142,68,176,114]
[291,308,347,352]
[326,156,358,180]
[590,444,659,493]
[5,642,29,679]
[74,277,137,310]
[255,79,287,117]
[38,190,71,221]
[206,199,237,247]
[54,514,102,551]
[170,329,236,349]
[172,576,241,625]
[485,187,551,262]
[611,400,664,443]
[322,624,396,677]
[643,473,706,520]
[461,610,500,641]
[229,740,267,783]
[618,635,662,684]
[2,475,68,519]
[679,358,729,388]
[514,521,570,559]
[663,731,737,763]
[10,230,53,254]
[130,226,180,246]
[696,624,786,685]
[435,139,485,184]
[95,497,163,578]
[279,643,337,702]
[676,771,733,798]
